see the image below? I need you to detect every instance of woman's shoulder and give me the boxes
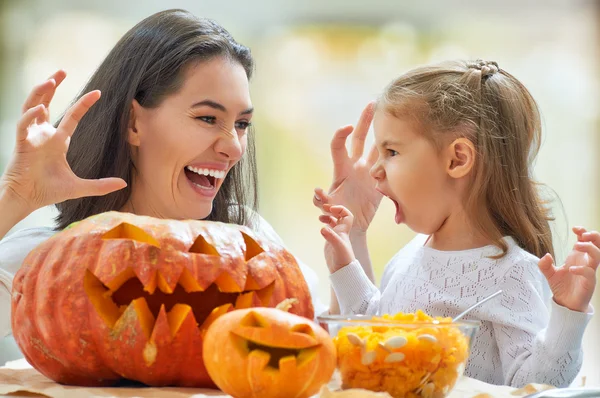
[0,226,57,278]
[0,226,56,249]
[227,204,285,246]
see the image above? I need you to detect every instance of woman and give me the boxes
[0,9,327,358]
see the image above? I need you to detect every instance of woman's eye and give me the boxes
[235,121,252,131]
[196,116,216,124]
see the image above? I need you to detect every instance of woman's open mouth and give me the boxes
[184,166,226,197]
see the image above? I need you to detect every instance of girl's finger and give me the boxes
[320,226,347,250]
[331,125,353,169]
[574,242,600,269]
[537,253,556,281]
[568,265,596,280]
[319,215,337,228]
[366,144,379,168]
[328,205,352,218]
[580,231,600,249]
[350,101,375,159]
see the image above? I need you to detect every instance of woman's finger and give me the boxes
[56,90,101,139]
[21,70,66,114]
[40,70,67,110]
[70,176,127,199]
[16,104,46,142]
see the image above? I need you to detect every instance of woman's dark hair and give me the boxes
[54,9,258,230]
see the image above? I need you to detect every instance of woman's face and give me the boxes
[125,56,253,220]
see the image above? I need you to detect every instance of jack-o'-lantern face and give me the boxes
[203,308,336,398]
[11,211,314,388]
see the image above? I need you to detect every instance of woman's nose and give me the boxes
[215,128,243,160]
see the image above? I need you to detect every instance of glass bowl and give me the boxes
[317,311,480,398]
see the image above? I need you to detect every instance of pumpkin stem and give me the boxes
[275,298,298,312]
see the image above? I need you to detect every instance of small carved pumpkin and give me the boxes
[203,305,336,398]
[11,211,314,387]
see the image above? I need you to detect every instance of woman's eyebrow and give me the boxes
[192,100,254,115]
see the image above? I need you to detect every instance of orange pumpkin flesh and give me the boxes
[203,308,336,398]
[11,212,314,387]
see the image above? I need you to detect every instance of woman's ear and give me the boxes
[127,100,142,147]
[445,138,475,179]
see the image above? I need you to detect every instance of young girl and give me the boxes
[314,59,600,388]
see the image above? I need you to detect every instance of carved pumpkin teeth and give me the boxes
[245,340,304,370]
[199,304,234,335]
[235,291,262,310]
[86,268,272,336]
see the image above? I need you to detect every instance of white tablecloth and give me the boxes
[0,358,556,398]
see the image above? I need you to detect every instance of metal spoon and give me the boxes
[452,290,503,322]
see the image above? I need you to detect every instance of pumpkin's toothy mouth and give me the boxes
[230,311,321,370]
[246,341,307,369]
[84,222,275,338]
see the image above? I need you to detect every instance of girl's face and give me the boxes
[370,109,458,235]
[124,57,253,220]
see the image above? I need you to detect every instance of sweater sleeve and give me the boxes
[0,227,55,338]
[328,235,423,316]
[484,256,592,388]
[329,260,380,315]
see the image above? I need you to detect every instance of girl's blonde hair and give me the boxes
[379,59,554,259]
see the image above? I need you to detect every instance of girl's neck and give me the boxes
[424,209,493,251]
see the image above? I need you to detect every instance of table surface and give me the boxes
[0,358,560,398]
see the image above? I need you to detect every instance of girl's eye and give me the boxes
[196,116,217,124]
[235,121,252,131]
[387,149,398,156]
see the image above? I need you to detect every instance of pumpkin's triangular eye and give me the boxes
[102,223,159,247]
[290,324,315,337]
[189,234,219,255]
[240,311,268,328]
[241,232,264,261]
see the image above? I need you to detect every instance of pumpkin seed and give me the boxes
[361,350,377,365]
[378,342,391,352]
[384,352,406,363]
[418,334,437,343]
[346,333,364,346]
[420,382,435,398]
[384,335,408,349]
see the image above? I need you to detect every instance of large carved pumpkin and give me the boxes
[203,306,336,398]
[11,211,314,387]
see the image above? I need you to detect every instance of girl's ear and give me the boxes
[127,99,142,147]
[445,138,475,178]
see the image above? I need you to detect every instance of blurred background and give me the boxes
[1,0,599,385]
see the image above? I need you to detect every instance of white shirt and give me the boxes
[329,234,593,388]
[0,211,327,341]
